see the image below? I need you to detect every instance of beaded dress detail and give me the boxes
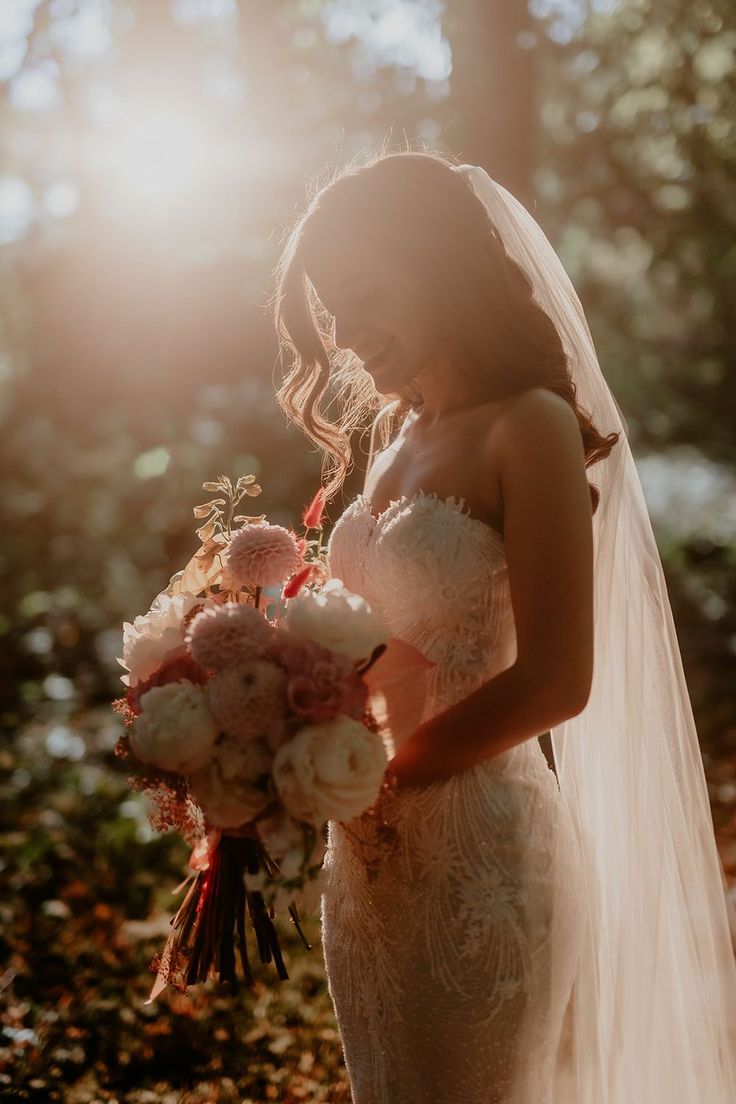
[320,489,586,1104]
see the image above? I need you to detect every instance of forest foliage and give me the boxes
[1,1,735,1099]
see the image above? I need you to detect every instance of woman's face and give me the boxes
[304,235,442,395]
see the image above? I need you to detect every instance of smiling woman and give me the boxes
[271,147,617,506]
[270,148,736,1104]
[304,237,439,393]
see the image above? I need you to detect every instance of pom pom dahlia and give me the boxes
[224,522,301,589]
[206,661,288,741]
[185,602,272,671]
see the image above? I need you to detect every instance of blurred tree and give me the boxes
[444,0,537,201]
[3,0,732,766]
[533,0,736,756]
[535,0,735,459]
[0,0,537,716]
[2,22,736,1079]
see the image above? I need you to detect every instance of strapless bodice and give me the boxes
[326,489,518,726]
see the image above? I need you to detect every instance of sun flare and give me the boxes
[88,98,213,213]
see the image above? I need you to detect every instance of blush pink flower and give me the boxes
[271,631,368,724]
[185,602,272,671]
[206,661,288,741]
[126,651,208,716]
[224,522,301,589]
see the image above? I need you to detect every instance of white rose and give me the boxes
[283,577,390,662]
[252,811,327,916]
[257,808,327,875]
[247,862,327,917]
[131,680,219,774]
[256,806,309,860]
[189,735,273,829]
[117,591,205,687]
[272,714,387,827]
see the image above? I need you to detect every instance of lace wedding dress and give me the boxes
[320,488,586,1104]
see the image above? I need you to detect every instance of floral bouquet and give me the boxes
[113,474,426,1004]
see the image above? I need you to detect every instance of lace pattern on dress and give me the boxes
[321,491,585,1104]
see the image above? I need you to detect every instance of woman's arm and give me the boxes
[389,388,595,786]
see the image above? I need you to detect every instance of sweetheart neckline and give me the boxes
[352,489,505,547]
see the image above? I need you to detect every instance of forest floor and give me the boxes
[1,703,735,1103]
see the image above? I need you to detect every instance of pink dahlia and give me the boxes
[185,602,271,671]
[224,522,301,589]
[206,660,288,741]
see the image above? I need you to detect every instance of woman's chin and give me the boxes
[369,378,394,396]
[365,362,412,395]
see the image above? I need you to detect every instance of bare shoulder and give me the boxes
[471,387,587,538]
[490,387,582,452]
[486,388,595,711]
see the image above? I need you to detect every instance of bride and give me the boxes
[271,150,736,1102]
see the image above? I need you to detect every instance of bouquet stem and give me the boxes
[145,833,310,1004]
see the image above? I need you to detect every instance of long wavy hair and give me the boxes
[270,145,619,511]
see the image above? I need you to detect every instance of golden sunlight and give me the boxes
[87,97,214,214]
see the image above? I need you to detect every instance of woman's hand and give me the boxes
[387,720,452,787]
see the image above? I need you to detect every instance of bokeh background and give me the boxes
[1,1,735,1101]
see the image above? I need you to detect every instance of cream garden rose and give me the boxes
[272,714,388,827]
[130,680,219,774]
[284,578,390,662]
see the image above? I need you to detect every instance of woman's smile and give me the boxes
[362,338,396,372]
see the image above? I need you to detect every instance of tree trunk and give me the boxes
[444,0,537,205]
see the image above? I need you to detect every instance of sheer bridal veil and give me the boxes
[454,163,736,1102]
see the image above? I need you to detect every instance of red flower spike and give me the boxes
[302,486,327,529]
[294,536,307,558]
[283,564,313,599]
